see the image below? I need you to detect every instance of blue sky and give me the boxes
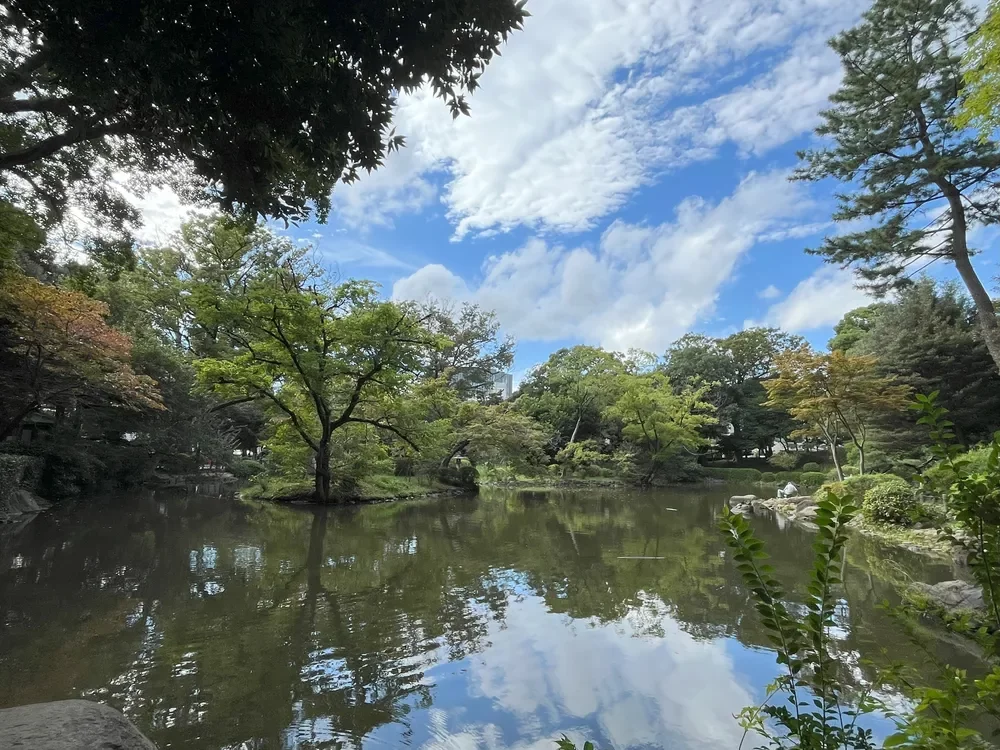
[136,0,995,380]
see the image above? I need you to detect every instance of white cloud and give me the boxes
[763,266,873,332]
[335,0,868,237]
[464,595,755,750]
[394,170,814,351]
[392,263,471,303]
[758,284,782,300]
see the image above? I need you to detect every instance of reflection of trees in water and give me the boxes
[0,486,978,747]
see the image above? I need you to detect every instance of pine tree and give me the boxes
[796,0,1000,371]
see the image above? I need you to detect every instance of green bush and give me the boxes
[800,471,827,487]
[769,452,799,470]
[801,461,821,472]
[862,477,916,525]
[230,458,265,479]
[775,471,801,483]
[701,467,762,482]
[760,471,776,483]
[820,472,900,499]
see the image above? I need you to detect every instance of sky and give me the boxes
[132,0,996,381]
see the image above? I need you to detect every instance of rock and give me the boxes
[794,496,817,512]
[777,482,800,499]
[728,494,758,508]
[0,700,156,749]
[911,580,985,613]
[794,505,819,522]
[731,502,754,516]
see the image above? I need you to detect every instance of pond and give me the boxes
[0,484,984,749]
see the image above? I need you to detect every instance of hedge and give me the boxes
[701,467,763,482]
[774,471,802,483]
[799,471,827,487]
[760,471,776,483]
[862,478,916,525]
[801,462,821,472]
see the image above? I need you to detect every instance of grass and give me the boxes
[849,516,954,558]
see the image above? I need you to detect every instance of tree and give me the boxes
[0,0,527,233]
[0,270,162,441]
[955,0,1000,136]
[187,219,436,502]
[827,304,885,353]
[841,279,1000,454]
[664,328,802,459]
[414,301,515,401]
[795,0,1000,371]
[764,349,912,478]
[516,346,624,446]
[604,371,715,484]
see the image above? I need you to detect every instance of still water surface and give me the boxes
[0,485,982,749]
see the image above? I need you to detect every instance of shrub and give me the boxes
[230,459,265,479]
[775,471,801,484]
[800,471,827,487]
[801,461,821,472]
[821,472,900,499]
[862,477,916,525]
[769,452,799,470]
[760,471,776,483]
[700,467,762,482]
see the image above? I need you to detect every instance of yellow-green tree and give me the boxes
[604,371,715,484]
[956,0,1000,136]
[764,349,911,479]
[186,218,438,502]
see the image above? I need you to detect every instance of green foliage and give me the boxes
[801,462,821,472]
[796,0,1000,369]
[0,0,527,237]
[821,473,901,499]
[664,328,802,461]
[605,370,715,483]
[230,459,265,480]
[862,478,916,525]
[760,471,777,483]
[775,471,802,484]
[799,471,828,487]
[701,467,762,483]
[769,452,799,470]
[721,494,878,750]
[915,392,1000,631]
[956,0,1000,136]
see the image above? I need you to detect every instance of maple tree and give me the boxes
[0,271,163,441]
[764,349,911,479]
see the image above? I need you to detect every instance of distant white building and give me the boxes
[491,372,514,400]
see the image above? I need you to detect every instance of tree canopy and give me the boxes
[796,0,1000,371]
[0,0,527,237]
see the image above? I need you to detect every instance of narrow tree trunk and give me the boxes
[829,441,844,481]
[568,413,582,445]
[314,439,332,503]
[857,442,866,476]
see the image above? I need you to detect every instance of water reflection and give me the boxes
[0,486,980,749]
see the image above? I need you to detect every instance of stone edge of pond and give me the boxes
[0,699,157,750]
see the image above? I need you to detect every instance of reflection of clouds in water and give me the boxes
[422,707,581,750]
[460,594,754,750]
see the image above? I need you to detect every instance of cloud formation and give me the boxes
[336,0,867,238]
[762,265,874,332]
[393,171,815,351]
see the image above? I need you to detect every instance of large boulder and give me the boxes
[728,495,758,507]
[911,580,985,614]
[0,700,156,750]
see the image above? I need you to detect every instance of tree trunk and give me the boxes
[828,441,844,481]
[568,413,582,445]
[857,442,866,476]
[941,187,1000,372]
[314,439,332,503]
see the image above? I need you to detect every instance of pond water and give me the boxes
[0,485,984,749]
